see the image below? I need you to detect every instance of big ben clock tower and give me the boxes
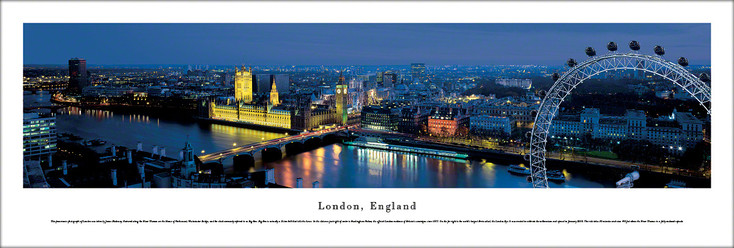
[335,71,348,125]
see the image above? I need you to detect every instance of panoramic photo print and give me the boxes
[23,23,711,188]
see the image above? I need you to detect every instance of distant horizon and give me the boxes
[24,23,711,66]
[22,63,711,69]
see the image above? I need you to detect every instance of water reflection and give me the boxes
[50,105,287,161]
[266,144,612,188]
[25,92,613,188]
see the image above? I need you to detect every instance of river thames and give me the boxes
[26,91,613,188]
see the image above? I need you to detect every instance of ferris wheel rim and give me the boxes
[528,52,711,188]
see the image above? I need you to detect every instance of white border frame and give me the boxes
[2,1,732,247]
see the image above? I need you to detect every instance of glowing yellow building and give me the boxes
[208,102,292,129]
[204,68,348,131]
[269,80,279,106]
[234,66,254,103]
[206,66,290,129]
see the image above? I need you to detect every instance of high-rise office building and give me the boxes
[273,74,290,93]
[335,72,349,125]
[411,63,426,82]
[252,74,291,95]
[234,66,254,103]
[68,58,89,93]
[382,71,398,88]
[254,74,270,94]
[360,105,400,131]
[254,74,289,94]
[23,113,56,159]
[376,71,383,86]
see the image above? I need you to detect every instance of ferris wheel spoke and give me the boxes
[528,42,711,188]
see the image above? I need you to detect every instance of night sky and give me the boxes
[23,23,711,66]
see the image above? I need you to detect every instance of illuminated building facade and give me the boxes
[23,113,57,159]
[472,99,537,129]
[428,107,469,137]
[208,68,346,131]
[549,115,583,139]
[68,58,89,93]
[308,106,339,129]
[470,115,516,138]
[495,78,532,89]
[411,63,426,82]
[626,110,647,140]
[208,101,292,129]
[208,67,291,129]
[234,66,254,103]
[335,72,349,125]
[291,94,339,131]
[398,107,430,134]
[376,71,383,86]
[361,105,400,132]
[549,108,705,154]
[269,80,280,106]
[382,71,397,88]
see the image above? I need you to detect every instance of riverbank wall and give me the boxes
[384,138,710,188]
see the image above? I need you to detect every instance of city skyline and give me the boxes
[24,23,711,66]
[22,22,712,190]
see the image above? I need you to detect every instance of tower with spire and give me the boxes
[180,140,196,179]
[269,77,279,106]
[335,70,349,125]
[234,66,254,103]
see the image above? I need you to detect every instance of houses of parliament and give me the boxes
[203,66,349,131]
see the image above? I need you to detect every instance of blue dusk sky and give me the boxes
[23,23,710,66]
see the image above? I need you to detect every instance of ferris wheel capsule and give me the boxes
[629,40,641,51]
[537,89,547,98]
[585,47,596,57]
[551,72,560,81]
[654,45,665,56]
[607,42,618,51]
[567,58,577,67]
[677,57,689,66]
[699,73,710,82]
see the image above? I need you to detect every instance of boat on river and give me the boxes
[665,179,687,188]
[546,170,566,182]
[508,164,531,175]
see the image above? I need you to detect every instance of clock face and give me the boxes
[337,89,341,94]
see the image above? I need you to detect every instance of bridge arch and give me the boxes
[322,133,340,143]
[529,52,711,188]
[261,147,283,162]
[304,136,322,145]
[232,154,255,174]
